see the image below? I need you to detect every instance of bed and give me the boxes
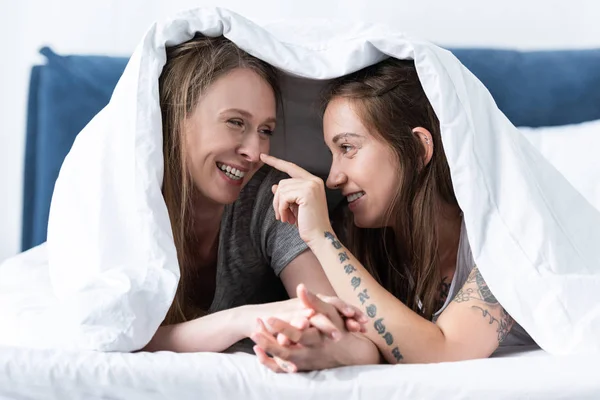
[4,26,600,399]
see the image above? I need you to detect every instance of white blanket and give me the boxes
[2,244,599,399]
[1,7,599,356]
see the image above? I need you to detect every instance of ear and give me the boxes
[412,127,433,167]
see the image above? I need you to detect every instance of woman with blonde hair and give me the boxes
[142,35,377,363]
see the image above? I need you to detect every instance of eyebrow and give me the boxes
[221,108,277,125]
[331,132,363,144]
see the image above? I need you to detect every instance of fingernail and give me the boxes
[331,331,341,341]
[267,317,275,325]
[344,307,354,315]
[280,361,291,372]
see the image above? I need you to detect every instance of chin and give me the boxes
[204,188,241,206]
[353,216,372,229]
[353,214,386,229]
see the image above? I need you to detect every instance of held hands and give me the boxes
[250,284,370,373]
[260,153,332,246]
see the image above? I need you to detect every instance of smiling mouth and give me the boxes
[216,162,246,181]
[346,191,365,203]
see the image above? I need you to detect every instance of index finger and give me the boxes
[260,153,314,179]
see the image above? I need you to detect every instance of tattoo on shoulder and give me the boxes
[472,306,515,342]
[452,266,515,343]
[453,267,498,305]
[473,268,498,304]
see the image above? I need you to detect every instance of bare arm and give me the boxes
[144,243,336,353]
[309,231,514,364]
[142,300,316,353]
[142,306,250,353]
[280,249,337,298]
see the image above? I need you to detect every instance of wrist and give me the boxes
[236,304,260,338]
[305,225,336,251]
[335,333,381,367]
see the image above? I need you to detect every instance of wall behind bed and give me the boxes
[1,0,599,262]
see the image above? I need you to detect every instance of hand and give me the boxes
[260,153,332,245]
[252,320,380,373]
[249,284,366,339]
[251,284,375,372]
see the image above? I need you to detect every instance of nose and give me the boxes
[238,132,263,164]
[326,163,347,190]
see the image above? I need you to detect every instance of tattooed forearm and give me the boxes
[338,252,349,263]
[472,306,514,342]
[344,264,357,274]
[324,230,405,363]
[324,231,342,249]
[357,289,370,304]
[366,304,377,318]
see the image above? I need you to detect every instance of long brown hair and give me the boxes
[159,35,281,324]
[324,58,458,320]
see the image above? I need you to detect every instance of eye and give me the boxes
[227,119,244,128]
[340,144,355,154]
[259,127,274,137]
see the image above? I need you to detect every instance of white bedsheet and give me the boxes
[1,343,597,399]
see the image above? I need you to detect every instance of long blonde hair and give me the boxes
[159,35,281,324]
[324,59,458,320]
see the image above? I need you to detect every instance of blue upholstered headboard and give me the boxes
[21,46,600,251]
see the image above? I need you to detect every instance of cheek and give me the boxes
[260,138,271,154]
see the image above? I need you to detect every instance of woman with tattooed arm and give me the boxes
[251,58,535,371]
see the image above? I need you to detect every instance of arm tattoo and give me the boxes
[366,304,377,318]
[374,318,386,334]
[473,268,498,304]
[338,252,349,263]
[344,264,357,274]
[454,267,497,305]
[324,231,342,249]
[357,289,370,304]
[383,332,394,346]
[472,306,514,342]
[324,228,406,362]
[391,347,403,362]
[453,266,515,343]
[370,316,404,361]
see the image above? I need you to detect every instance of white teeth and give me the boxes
[217,162,246,180]
[347,191,365,203]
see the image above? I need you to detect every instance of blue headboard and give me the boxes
[21,46,600,251]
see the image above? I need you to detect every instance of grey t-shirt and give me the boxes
[205,165,308,326]
[433,220,536,349]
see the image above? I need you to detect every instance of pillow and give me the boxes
[520,119,600,211]
[451,48,600,127]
